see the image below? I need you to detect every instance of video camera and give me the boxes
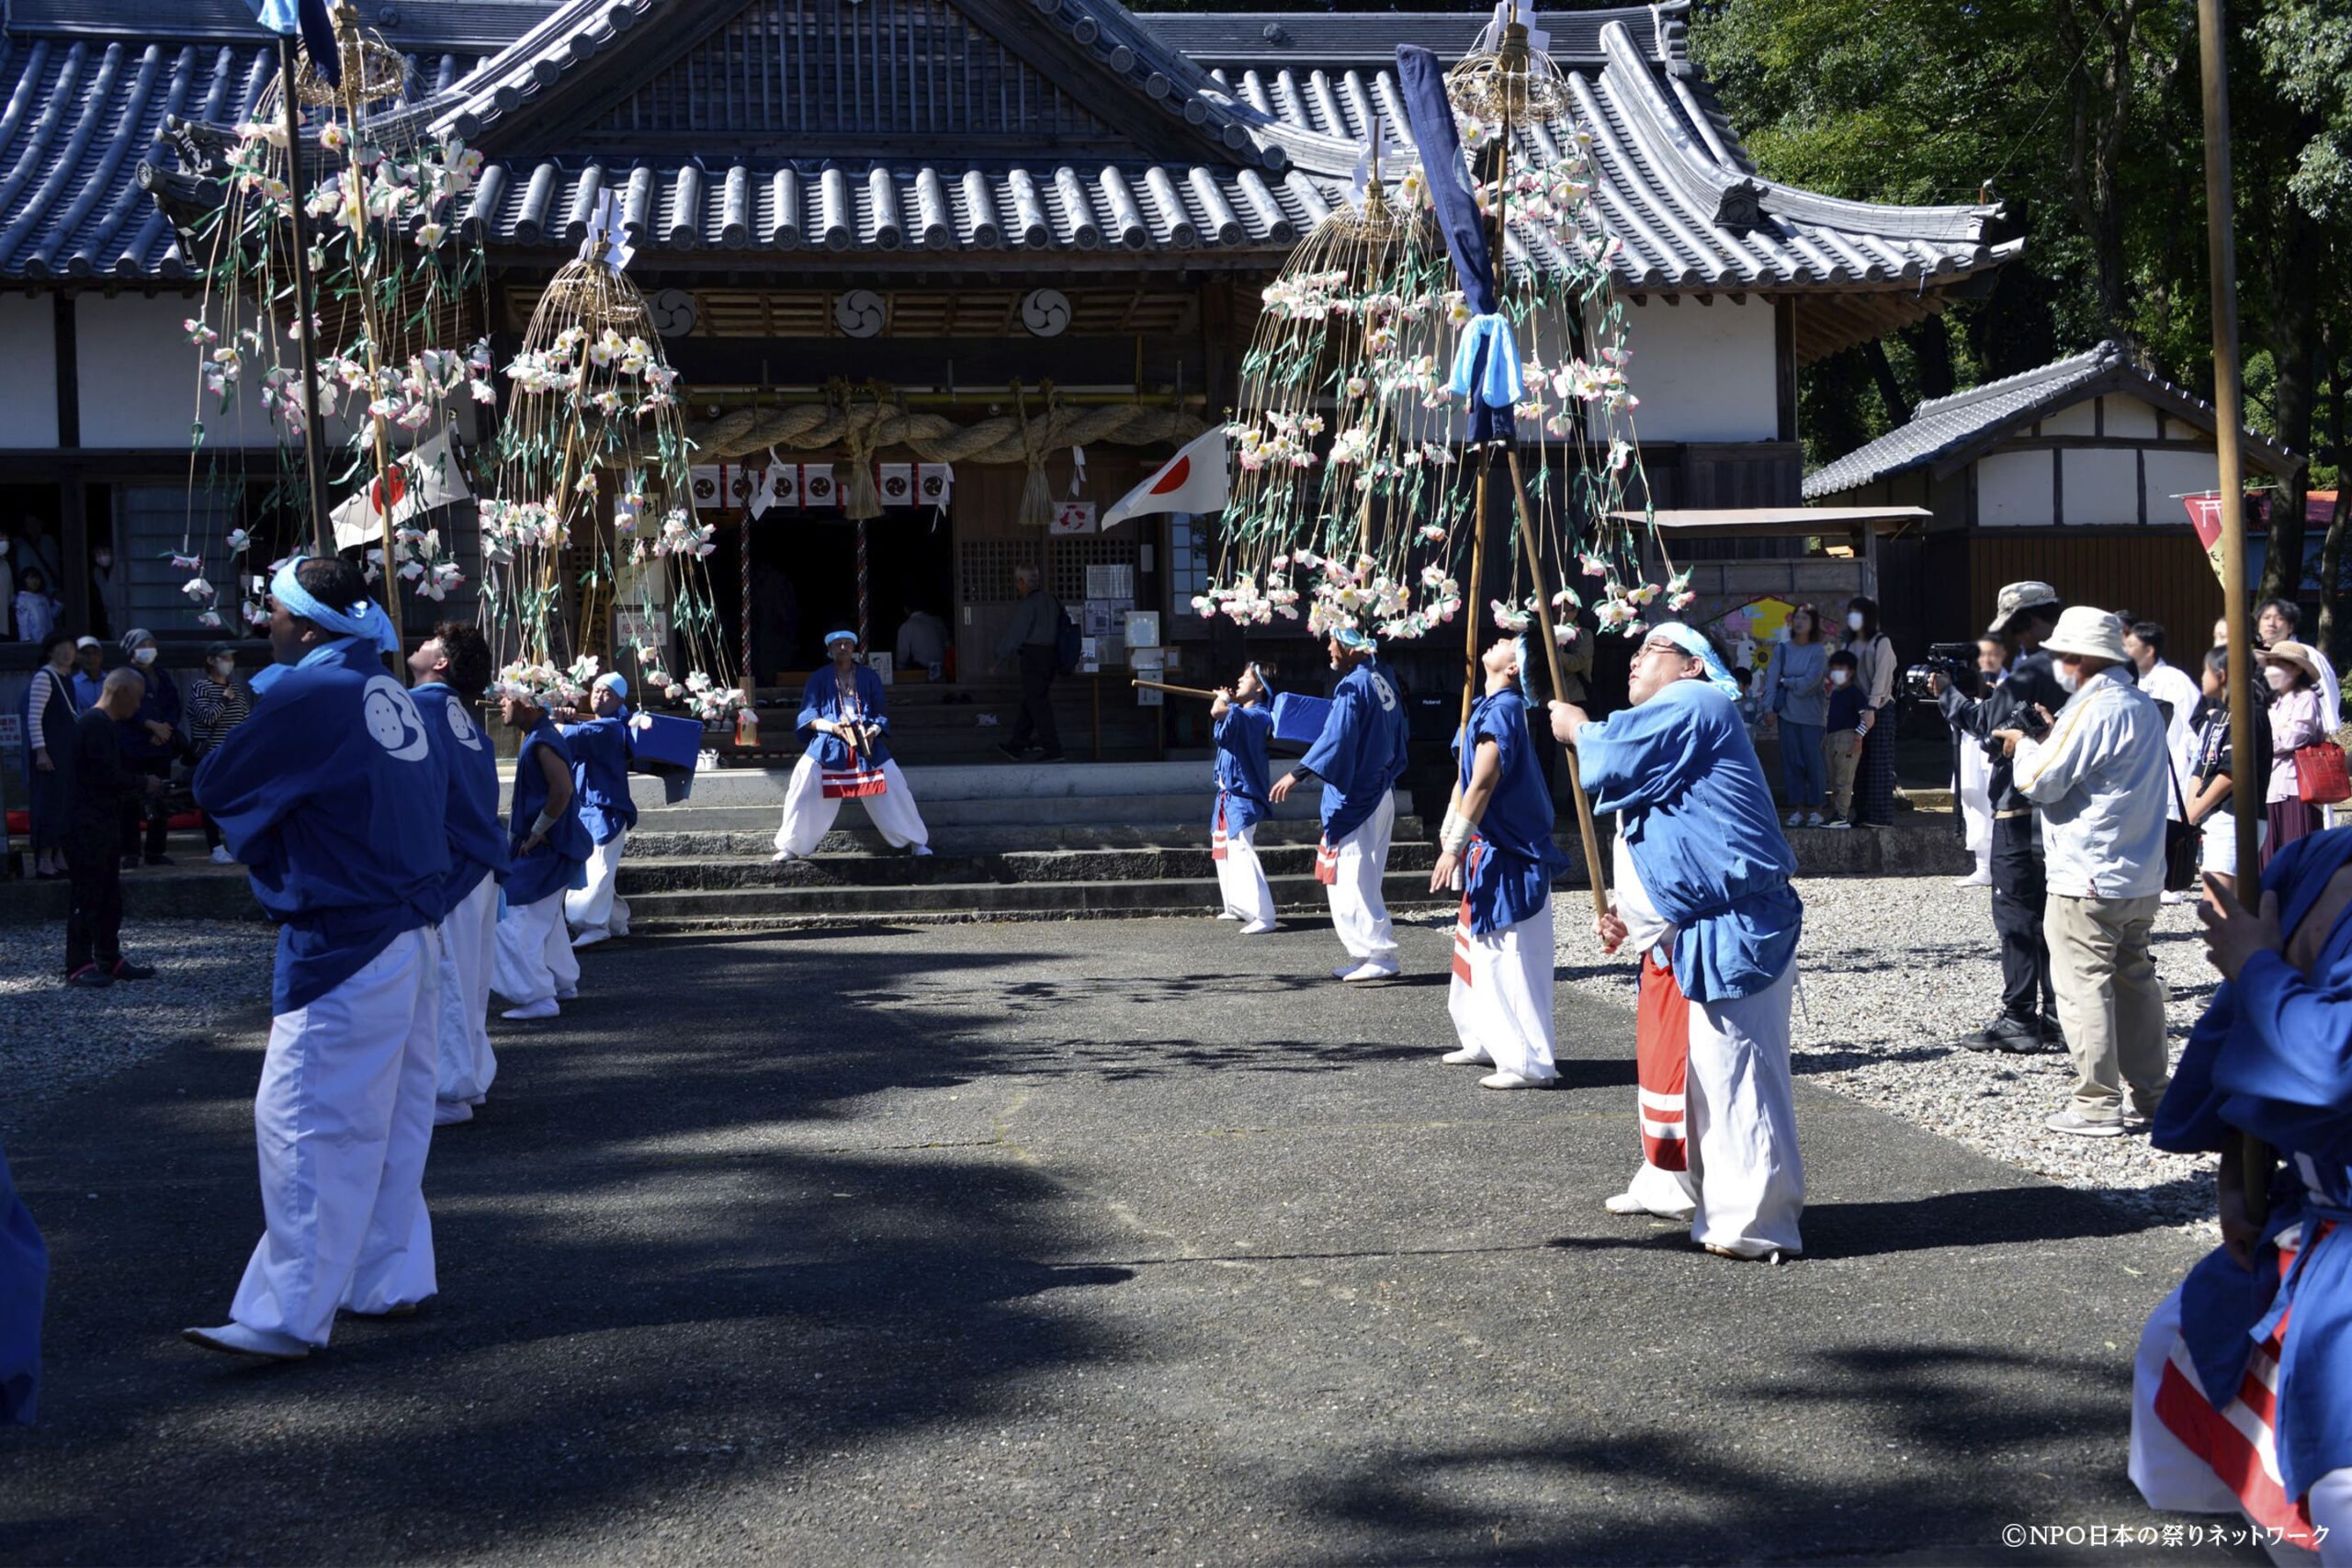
[1902,642,1980,702]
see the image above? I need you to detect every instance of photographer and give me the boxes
[1930,581,2068,1054]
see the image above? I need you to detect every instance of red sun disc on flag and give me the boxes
[1148,457,1192,495]
[372,468,408,515]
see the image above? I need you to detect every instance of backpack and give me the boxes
[1054,602,1082,674]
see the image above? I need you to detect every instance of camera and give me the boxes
[1902,642,1978,701]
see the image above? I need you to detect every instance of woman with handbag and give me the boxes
[1842,595,1899,829]
[2183,648,2272,905]
[2259,640,2335,869]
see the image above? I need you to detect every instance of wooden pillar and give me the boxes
[52,292,88,634]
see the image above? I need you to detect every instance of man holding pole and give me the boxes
[1209,663,1279,934]
[772,629,932,862]
[560,671,638,947]
[1436,638,1570,1089]
[407,622,507,1126]
[1272,626,1410,982]
[1554,624,1806,1260]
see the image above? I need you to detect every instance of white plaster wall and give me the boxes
[0,293,57,449]
[1976,448,2053,525]
[2143,448,2222,514]
[76,293,224,449]
[1608,295,1777,442]
[2103,394,2160,439]
[2041,401,2098,437]
[2063,447,2142,525]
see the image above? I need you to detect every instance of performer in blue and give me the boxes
[0,1135,44,1423]
[771,629,933,862]
[1209,662,1278,934]
[1553,623,1807,1260]
[1272,626,1412,982]
[1433,639,1571,1089]
[491,666,591,1021]
[2131,829,2352,1556]
[408,622,509,1125]
[184,556,449,1359]
[560,671,638,947]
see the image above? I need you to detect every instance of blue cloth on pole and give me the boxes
[505,716,591,907]
[192,636,447,1014]
[1396,43,1517,446]
[410,682,509,915]
[559,708,639,845]
[0,1137,44,1427]
[1301,659,1410,841]
[1445,313,1526,410]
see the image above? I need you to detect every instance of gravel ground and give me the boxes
[1551,873,2222,1235]
[0,919,275,1137]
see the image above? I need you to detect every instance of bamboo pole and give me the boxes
[1131,678,1220,700]
[1460,451,1492,731]
[277,37,329,559]
[1505,446,1610,919]
[2195,0,2271,1227]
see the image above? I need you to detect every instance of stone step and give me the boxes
[618,869,1458,931]
[623,759,1280,809]
[615,840,1450,893]
[622,818,1417,858]
[631,791,1395,834]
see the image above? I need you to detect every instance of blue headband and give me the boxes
[1332,626,1374,653]
[271,558,400,654]
[1647,621,1740,699]
[824,629,859,648]
[594,672,628,699]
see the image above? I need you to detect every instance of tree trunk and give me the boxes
[1902,316,1957,401]
[2317,335,2347,672]
[1862,338,1911,427]
[2255,214,2323,607]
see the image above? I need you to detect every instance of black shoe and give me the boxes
[994,741,1027,762]
[144,853,175,867]
[67,964,112,989]
[1988,1017,2059,1055]
[109,959,155,981]
[1958,1016,2016,1051]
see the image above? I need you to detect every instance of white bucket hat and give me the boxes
[2041,606,2129,663]
[2263,639,2325,687]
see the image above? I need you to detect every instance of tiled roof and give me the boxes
[6,0,547,51]
[1803,339,2301,497]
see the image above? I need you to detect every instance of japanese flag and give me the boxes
[1103,428,1227,529]
[330,430,469,551]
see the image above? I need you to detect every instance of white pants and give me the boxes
[773,754,930,856]
[2132,1281,2351,1565]
[1957,740,1993,867]
[565,829,630,938]
[1623,962,1804,1257]
[435,876,498,1105]
[1319,792,1397,965]
[2202,813,2267,880]
[1215,819,1276,926]
[493,889,579,1008]
[1446,895,1557,1080]
[230,927,441,1344]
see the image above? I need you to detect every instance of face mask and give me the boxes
[209,659,233,676]
[2265,665,2296,693]
[1847,611,1866,632]
[1828,670,1849,686]
[94,552,111,568]
[0,538,9,556]
[2056,665,2081,694]
[133,646,157,665]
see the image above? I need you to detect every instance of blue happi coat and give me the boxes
[559,709,638,845]
[505,716,591,908]
[1301,658,1410,841]
[798,663,893,770]
[1213,699,1273,838]
[2154,827,2352,1503]
[0,1137,43,1426]
[410,682,509,915]
[1458,691,1571,934]
[194,636,449,1014]
[1574,677,1801,1002]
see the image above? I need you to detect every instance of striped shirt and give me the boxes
[187,673,252,753]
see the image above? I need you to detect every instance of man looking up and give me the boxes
[491,667,590,1021]
[1554,624,1805,1260]
[560,671,639,946]
[408,623,508,1126]
[1271,626,1411,983]
[1433,638,1570,1089]
[185,556,448,1359]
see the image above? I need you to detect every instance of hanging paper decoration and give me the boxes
[877,464,915,507]
[803,465,840,509]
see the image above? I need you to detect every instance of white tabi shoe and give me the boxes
[1603,1191,1649,1215]
[1441,1045,1493,1066]
[502,998,560,1021]
[1784,811,1804,828]
[1478,1070,1555,1090]
[432,1100,475,1127]
[571,928,610,950]
[209,845,236,865]
[1238,920,1278,936]
[769,849,798,863]
[1954,871,1993,888]
[1216,911,1244,921]
[556,987,579,1001]
[183,1322,310,1360]
[911,845,933,857]
[1336,961,1399,983]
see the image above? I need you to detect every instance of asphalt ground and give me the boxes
[0,915,2230,1565]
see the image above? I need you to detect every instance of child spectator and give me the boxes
[1822,648,1864,829]
[13,567,58,646]
[2185,646,2271,905]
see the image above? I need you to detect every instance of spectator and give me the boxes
[70,636,104,708]
[2261,640,2331,868]
[1951,635,2007,887]
[19,630,77,879]
[13,567,58,646]
[2256,597,2340,724]
[186,643,253,865]
[65,668,163,988]
[1999,606,2172,1137]
[1842,594,1898,828]
[894,604,950,678]
[993,564,1065,762]
[1822,648,1864,829]
[1760,603,1828,828]
[115,629,185,867]
[1936,582,2070,1055]
[2183,646,2272,905]
[2124,621,2204,905]
[89,544,127,643]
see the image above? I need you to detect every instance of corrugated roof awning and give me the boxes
[1611,506,1932,538]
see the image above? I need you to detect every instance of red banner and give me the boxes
[2183,494,2228,585]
